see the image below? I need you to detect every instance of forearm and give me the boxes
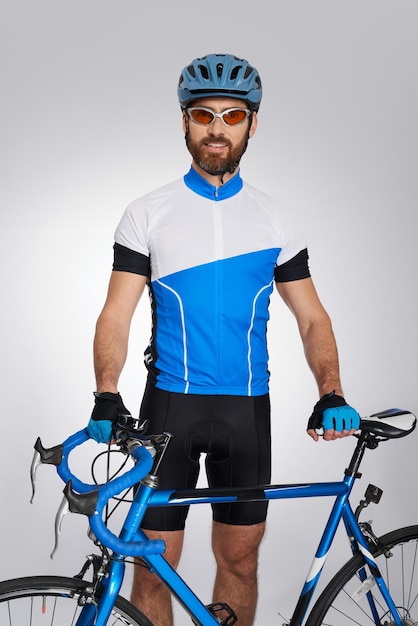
[93,310,130,393]
[93,271,147,393]
[300,313,344,398]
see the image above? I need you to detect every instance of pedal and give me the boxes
[207,602,237,625]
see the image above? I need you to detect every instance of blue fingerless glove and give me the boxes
[87,418,113,443]
[308,391,360,433]
[87,392,132,443]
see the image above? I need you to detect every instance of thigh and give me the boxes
[206,394,271,525]
[212,520,266,567]
[139,384,207,531]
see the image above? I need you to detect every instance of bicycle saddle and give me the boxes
[360,408,416,440]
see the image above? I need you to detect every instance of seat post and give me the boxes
[344,435,370,479]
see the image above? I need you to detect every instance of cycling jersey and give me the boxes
[114,167,310,396]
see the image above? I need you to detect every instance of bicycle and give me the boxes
[0,407,417,625]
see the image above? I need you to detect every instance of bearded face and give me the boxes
[185,124,251,177]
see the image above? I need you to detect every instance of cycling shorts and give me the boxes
[139,383,271,530]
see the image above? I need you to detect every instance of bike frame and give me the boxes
[81,435,403,626]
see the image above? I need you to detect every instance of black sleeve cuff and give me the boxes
[274,248,311,282]
[112,243,150,276]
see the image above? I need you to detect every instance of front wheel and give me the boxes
[306,525,418,625]
[0,575,154,626]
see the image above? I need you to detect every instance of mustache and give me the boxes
[199,135,232,148]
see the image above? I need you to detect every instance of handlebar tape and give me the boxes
[56,428,165,556]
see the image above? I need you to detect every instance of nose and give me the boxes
[210,115,226,132]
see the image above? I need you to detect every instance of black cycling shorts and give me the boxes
[139,383,271,531]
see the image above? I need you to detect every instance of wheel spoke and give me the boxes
[306,527,418,625]
[0,576,153,626]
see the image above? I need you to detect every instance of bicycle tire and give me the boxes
[0,575,154,626]
[306,525,418,625]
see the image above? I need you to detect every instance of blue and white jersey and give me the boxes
[114,167,309,396]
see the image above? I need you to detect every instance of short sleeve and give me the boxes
[274,248,311,282]
[112,243,150,276]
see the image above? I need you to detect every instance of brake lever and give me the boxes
[50,493,70,559]
[29,449,41,504]
[30,437,64,503]
[50,480,99,558]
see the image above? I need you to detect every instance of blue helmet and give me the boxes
[178,53,262,111]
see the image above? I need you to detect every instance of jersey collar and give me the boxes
[184,167,243,201]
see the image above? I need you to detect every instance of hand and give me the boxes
[87,392,132,443]
[307,391,360,442]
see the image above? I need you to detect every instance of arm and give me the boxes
[94,271,148,393]
[276,277,354,441]
[276,277,342,397]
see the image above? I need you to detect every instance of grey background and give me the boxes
[1,1,417,623]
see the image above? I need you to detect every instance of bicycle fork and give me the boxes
[72,558,125,626]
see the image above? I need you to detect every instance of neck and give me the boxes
[191,161,238,186]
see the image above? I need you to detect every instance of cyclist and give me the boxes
[87,53,360,626]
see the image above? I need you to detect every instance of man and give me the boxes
[88,54,360,626]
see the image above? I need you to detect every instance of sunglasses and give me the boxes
[186,106,251,127]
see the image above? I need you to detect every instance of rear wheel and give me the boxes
[306,525,418,625]
[0,575,154,625]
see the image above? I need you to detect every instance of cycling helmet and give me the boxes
[178,53,262,112]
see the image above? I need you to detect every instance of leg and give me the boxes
[131,387,207,625]
[207,395,271,625]
[131,529,184,626]
[212,520,266,626]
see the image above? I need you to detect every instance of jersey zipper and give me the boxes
[212,192,223,380]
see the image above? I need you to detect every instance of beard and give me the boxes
[185,129,250,177]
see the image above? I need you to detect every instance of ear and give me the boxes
[249,112,258,138]
[182,110,188,135]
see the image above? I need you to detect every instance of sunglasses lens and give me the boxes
[189,109,215,125]
[188,107,249,126]
[223,109,248,125]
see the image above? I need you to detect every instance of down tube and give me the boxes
[144,481,349,626]
[141,550,220,626]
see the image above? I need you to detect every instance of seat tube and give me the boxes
[343,504,404,626]
[289,487,350,625]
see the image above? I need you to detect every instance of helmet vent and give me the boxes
[186,65,196,79]
[198,64,209,80]
[230,65,242,80]
[178,53,262,110]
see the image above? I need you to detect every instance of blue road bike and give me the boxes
[0,407,417,625]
